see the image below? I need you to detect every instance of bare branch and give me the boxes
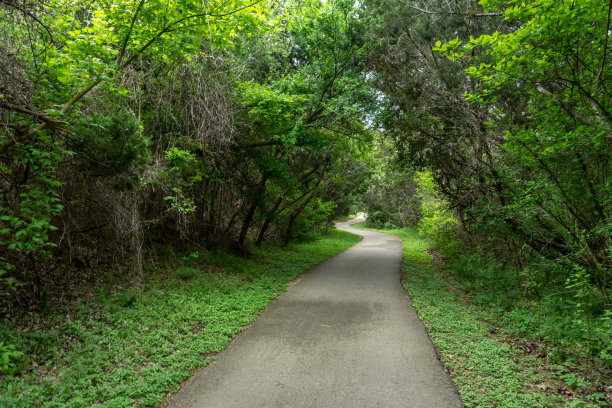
[467,10,504,17]
[0,102,69,125]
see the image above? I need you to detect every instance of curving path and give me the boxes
[167,217,463,407]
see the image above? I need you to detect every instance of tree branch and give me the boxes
[117,0,147,65]
[594,0,612,84]
[400,2,502,17]
[535,83,605,132]
[0,102,69,126]
[0,102,74,153]
[0,0,265,153]
[1,0,55,42]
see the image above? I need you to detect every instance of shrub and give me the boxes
[415,171,459,250]
[72,109,151,177]
[177,266,199,280]
[0,342,23,373]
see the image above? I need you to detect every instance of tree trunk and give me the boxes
[282,159,329,246]
[238,174,268,248]
[283,193,316,246]
[255,195,284,247]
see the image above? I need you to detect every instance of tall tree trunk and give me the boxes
[282,159,329,246]
[255,195,284,247]
[283,193,317,246]
[238,174,268,248]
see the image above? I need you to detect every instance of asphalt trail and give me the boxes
[167,217,463,407]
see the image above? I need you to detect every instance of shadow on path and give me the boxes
[167,217,463,408]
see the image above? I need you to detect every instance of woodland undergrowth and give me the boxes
[354,223,611,408]
[0,229,359,408]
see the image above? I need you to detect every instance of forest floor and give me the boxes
[0,229,359,407]
[353,223,611,408]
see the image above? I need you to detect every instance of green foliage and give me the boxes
[72,109,150,177]
[23,0,269,105]
[177,266,198,280]
[432,0,611,307]
[364,214,395,230]
[227,0,374,248]
[361,137,421,228]
[382,221,396,229]
[1,0,375,289]
[414,171,459,250]
[0,138,64,288]
[449,252,611,365]
[5,143,63,256]
[370,219,383,229]
[0,0,276,282]
[448,0,609,107]
[0,229,359,407]
[0,342,24,373]
[367,210,388,224]
[160,147,203,214]
[239,82,309,146]
[291,197,336,241]
[371,0,610,328]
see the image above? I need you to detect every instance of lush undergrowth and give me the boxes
[447,254,611,365]
[353,223,610,407]
[0,229,359,408]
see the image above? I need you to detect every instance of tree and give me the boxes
[228,0,374,247]
[438,0,611,307]
[0,0,377,303]
[0,0,270,297]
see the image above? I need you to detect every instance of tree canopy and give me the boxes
[0,0,610,350]
[0,0,611,404]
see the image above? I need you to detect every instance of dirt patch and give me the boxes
[506,337,547,358]
[426,249,448,264]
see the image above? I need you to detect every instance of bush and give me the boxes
[369,210,388,223]
[447,249,612,365]
[415,171,459,250]
[177,266,199,280]
[292,198,336,242]
[72,109,151,177]
[0,342,23,373]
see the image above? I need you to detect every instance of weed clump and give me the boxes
[177,266,199,280]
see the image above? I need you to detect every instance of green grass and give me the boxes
[352,223,606,408]
[0,229,360,408]
[334,212,364,222]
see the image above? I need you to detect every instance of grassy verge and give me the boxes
[333,212,364,223]
[0,229,360,408]
[353,223,608,408]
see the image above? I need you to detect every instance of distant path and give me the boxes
[167,217,463,407]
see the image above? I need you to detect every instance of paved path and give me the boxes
[167,218,463,407]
